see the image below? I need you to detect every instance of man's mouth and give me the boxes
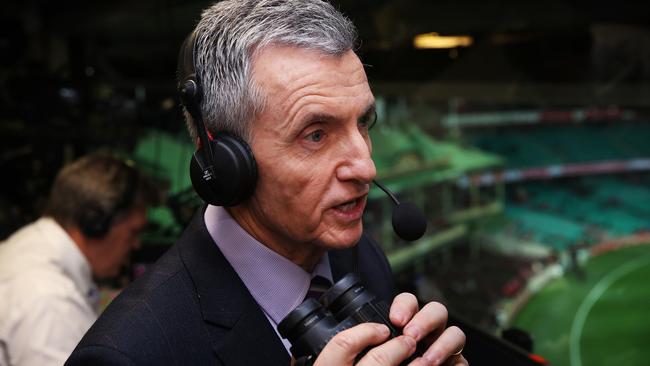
[335,198,360,212]
[330,195,367,222]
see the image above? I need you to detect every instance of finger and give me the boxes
[389,292,419,328]
[357,335,417,366]
[408,355,469,366]
[420,326,466,365]
[443,354,469,366]
[313,323,390,366]
[410,353,468,366]
[402,302,448,342]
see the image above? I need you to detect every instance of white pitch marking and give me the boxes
[569,254,650,366]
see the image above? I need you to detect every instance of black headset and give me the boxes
[79,164,139,238]
[177,31,258,207]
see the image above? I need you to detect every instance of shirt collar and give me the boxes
[36,217,97,308]
[204,205,332,324]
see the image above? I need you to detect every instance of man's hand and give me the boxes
[312,293,467,366]
[389,293,467,365]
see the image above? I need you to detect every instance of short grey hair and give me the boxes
[185,0,358,143]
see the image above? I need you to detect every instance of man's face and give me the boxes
[92,207,147,278]
[238,45,376,261]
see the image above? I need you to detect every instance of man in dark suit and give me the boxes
[67,1,467,365]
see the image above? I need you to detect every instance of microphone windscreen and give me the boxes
[391,202,427,241]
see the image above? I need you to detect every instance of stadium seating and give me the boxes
[469,123,650,168]
[503,177,650,249]
[467,122,650,250]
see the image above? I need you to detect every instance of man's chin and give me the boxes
[320,225,363,250]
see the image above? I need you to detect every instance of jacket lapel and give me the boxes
[215,304,289,365]
[178,207,290,365]
[328,243,357,282]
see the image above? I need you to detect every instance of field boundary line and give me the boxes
[569,254,650,366]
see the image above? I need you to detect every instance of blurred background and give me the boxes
[1,1,649,365]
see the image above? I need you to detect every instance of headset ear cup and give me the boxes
[78,205,111,238]
[224,134,258,202]
[190,132,258,207]
[190,153,220,206]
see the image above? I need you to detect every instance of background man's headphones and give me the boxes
[177,31,258,207]
[79,164,139,238]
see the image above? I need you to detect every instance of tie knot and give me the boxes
[305,275,331,301]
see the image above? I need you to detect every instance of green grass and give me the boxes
[512,244,650,366]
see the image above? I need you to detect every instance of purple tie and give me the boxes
[305,275,331,301]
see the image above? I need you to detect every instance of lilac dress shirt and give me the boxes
[204,205,332,352]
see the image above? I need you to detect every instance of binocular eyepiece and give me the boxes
[278,273,399,363]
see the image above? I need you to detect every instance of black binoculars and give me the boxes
[278,273,399,364]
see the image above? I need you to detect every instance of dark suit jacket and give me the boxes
[66,208,395,365]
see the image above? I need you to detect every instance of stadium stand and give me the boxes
[502,177,650,250]
[469,123,650,168]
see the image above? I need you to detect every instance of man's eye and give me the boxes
[359,113,377,130]
[307,129,325,142]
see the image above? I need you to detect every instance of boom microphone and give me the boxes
[373,180,427,241]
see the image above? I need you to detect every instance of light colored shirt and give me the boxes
[204,205,332,352]
[0,218,98,366]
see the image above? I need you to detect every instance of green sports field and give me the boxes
[513,244,650,366]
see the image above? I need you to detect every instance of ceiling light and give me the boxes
[413,32,473,49]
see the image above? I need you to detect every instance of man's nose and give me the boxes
[335,132,376,184]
